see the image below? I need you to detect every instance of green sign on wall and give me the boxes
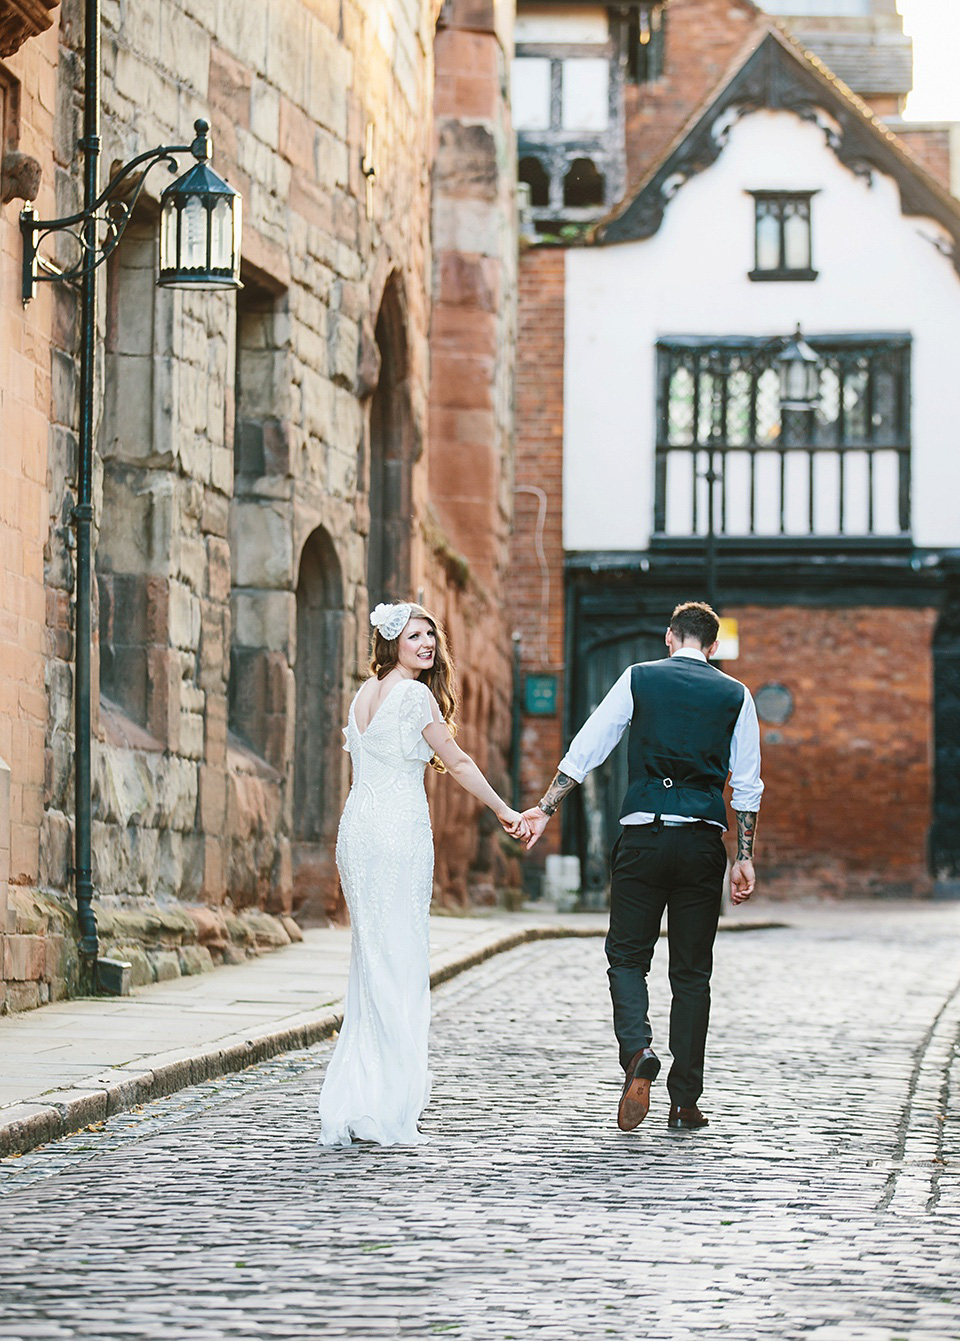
[524,673,558,716]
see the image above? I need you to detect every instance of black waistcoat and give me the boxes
[620,656,746,825]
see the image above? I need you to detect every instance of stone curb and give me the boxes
[0,917,784,1160]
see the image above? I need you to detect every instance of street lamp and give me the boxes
[18,0,242,993]
[158,148,242,289]
[21,119,241,302]
[777,324,820,412]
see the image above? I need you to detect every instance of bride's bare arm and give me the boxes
[422,721,527,836]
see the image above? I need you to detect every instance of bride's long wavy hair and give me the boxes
[369,603,458,770]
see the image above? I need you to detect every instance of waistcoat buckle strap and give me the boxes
[662,777,673,789]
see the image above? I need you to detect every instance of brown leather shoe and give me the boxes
[667,1103,709,1130]
[617,1047,660,1131]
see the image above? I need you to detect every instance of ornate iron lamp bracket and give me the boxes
[19,119,211,304]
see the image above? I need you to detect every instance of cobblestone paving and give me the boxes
[1,906,959,1341]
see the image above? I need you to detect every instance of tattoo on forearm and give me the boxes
[538,771,578,816]
[736,811,758,860]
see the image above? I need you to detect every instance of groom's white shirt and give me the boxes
[557,648,764,829]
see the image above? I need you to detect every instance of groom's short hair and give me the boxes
[669,601,720,649]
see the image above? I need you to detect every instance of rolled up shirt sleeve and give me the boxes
[557,668,634,783]
[729,688,764,813]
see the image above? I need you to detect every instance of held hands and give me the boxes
[520,806,551,851]
[496,805,550,849]
[498,808,532,842]
[729,858,756,904]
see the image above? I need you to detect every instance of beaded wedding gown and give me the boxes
[318,677,437,1147]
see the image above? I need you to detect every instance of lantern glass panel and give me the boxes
[160,199,179,272]
[182,196,208,270]
[232,194,242,266]
[780,355,818,408]
[210,198,233,270]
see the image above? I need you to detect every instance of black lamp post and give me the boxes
[19,0,241,991]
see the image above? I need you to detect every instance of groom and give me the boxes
[522,602,763,1132]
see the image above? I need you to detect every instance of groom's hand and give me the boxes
[729,858,756,904]
[520,807,550,851]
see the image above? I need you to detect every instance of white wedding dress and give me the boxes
[318,677,437,1147]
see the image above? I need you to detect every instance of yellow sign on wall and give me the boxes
[716,617,739,661]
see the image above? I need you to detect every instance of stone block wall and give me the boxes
[37,0,440,942]
[0,0,521,1011]
[0,16,64,1011]
[424,0,520,908]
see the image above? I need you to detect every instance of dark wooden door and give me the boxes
[570,622,666,902]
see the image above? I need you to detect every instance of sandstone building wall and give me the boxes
[425,0,519,905]
[2,0,520,1010]
[0,14,64,1012]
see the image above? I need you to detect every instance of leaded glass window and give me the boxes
[749,191,818,282]
[655,336,911,539]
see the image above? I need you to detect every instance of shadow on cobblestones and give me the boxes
[1,909,959,1340]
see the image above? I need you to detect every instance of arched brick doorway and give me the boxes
[367,274,413,604]
[292,526,345,921]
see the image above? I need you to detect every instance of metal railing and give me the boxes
[654,336,912,540]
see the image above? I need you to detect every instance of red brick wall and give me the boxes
[727,604,935,898]
[893,127,952,192]
[509,247,566,864]
[624,0,762,190]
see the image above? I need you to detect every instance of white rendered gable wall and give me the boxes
[563,110,960,552]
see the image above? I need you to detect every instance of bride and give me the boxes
[318,600,529,1147]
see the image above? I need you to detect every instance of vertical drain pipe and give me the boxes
[73,0,102,986]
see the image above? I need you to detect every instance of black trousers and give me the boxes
[606,822,727,1107]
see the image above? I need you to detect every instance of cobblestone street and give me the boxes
[1,903,959,1341]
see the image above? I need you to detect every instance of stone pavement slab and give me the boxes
[0,900,958,1340]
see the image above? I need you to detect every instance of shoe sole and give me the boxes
[666,1116,709,1130]
[617,1075,651,1131]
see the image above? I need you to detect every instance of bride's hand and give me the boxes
[498,808,531,841]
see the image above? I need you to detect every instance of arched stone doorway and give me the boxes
[292,526,345,921]
[367,274,412,604]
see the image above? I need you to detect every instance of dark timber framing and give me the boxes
[514,0,661,228]
[598,27,960,279]
[654,334,912,542]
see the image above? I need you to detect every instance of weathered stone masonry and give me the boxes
[1,0,520,1009]
[0,6,63,1012]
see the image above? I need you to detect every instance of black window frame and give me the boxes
[619,2,666,85]
[748,189,818,282]
[653,334,913,541]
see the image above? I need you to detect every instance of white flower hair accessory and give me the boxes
[370,602,413,640]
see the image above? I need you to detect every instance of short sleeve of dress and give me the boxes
[398,681,440,763]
